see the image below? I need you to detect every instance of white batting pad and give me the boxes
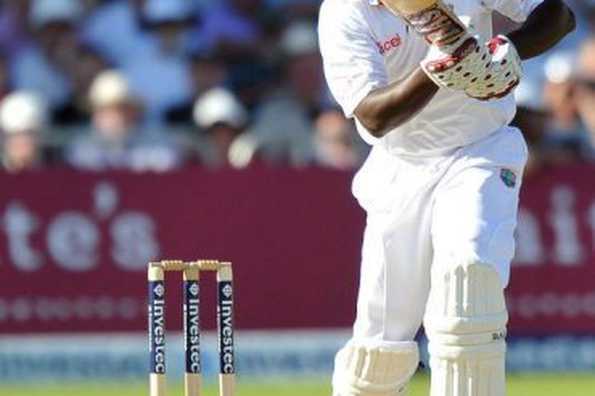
[424,259,508,396]
[332,340,419,396]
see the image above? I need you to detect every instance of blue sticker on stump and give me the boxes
[184,280,201,374]
[217,281,235,374]
[148,281,166,374]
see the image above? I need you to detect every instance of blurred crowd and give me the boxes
[0,0,594,174]
[510,0,595,176]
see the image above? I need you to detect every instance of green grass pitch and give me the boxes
[2,374,594,395]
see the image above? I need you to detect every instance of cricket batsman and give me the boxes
[318,0,575,395]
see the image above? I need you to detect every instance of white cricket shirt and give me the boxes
[318,0,544,155]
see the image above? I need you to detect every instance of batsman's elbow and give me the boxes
[355,115,388,138]
[354,105,395,138]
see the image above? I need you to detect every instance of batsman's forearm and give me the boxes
[354,68,439,138]
[508,0,576,60]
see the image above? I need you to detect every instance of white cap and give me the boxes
[89,70,134,108]
[0,92,48,134]
[281,22,318,56]
[193,88,248,129]
[30,0,83,28]
[144,0,193,23]
[544,51,576,84]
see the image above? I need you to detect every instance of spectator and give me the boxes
[267,0,320,21]
[575,37,595,159]
[121,0,195,124]
[193,88,249,167]
[249,22,323,166]
[82,0,149,66]
[278,21,326,118]
[195,0,266,57]
[543,51,580,135]
[534,50,587,164]
[0,53,11,102]
[514,76,584,179]
[513,80,551,175]
[54,45,109,125]
[0,0,31,56]
[166,51,230,125]
[313,110,362,170]
[66,70,184,172]
[574,0,595,34]
[10,0,83,115]
[0,92,47,172]
[189,52,229,96]
[194,0,275,113]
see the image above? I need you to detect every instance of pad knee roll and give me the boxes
[332,340,419,396]
[424,259,508,396]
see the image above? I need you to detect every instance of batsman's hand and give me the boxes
[381,0,469,49]
[382,0,522,100]
[381,0,485,92]
[422,35,522,101]
[464,35,522,100]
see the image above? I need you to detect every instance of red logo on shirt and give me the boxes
[376,33,402,55]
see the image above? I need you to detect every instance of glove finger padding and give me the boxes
[381,1,523,101]
[464,35,523,101]
[421,36,491,92]
[422,35,522,101]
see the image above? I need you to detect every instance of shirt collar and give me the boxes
[369,0,380,5]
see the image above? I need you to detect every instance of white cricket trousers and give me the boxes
[350,126,528,342]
